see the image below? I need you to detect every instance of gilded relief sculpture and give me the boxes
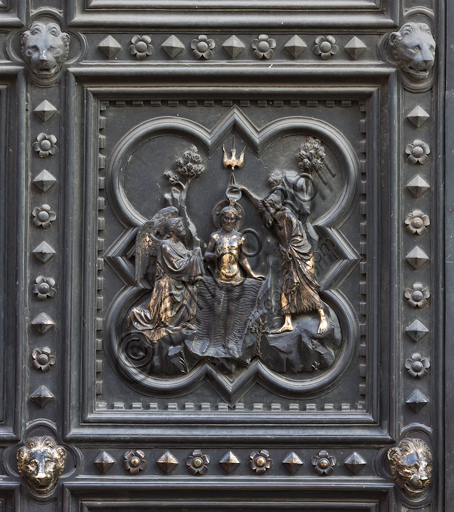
[17,436,66,495]
[124,138,342,375]
[388,438,432,498]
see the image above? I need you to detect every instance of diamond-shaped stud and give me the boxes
[343,452,367,474]
[161,35,185,59]
[405,319,429,342]
[33,170,56,193]
[284,35,307,58]
[282,452,304,474]
[34,100,57,122]
[94,451,116,473]
[33,241,56,263]
[405,246,429,270]
[407,106,430,128]
[222,35,246,59]
[156,451,179,474]
[31,312,55,334]
[406,390,429,412]
[407,175,430,198]
[218,451,240,474]
[98,35,122,59]
[30,385,54,408]
[344,36,367,60]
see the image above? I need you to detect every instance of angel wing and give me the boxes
[135,206,179,286]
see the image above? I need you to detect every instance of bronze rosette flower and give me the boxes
[32,133,57,158]
[32,204,56,228]
[311,450,336,475]
[129,35,153,60]
[405,282,430,308]
[249,449,272,474]
[191,35,215,59]
[406,140,430,164]
[123,450,146,474]
[186,449,210,475]
[251,34,276,59]
[405,353,430,378]
[32,347,56,372]
[313,36,338,60]
[405,210,430,235]
[32,276,56,300]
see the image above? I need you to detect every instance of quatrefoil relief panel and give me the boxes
[95,102,365,407]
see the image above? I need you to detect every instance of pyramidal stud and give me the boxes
[406,390,428,412]
[222,36,246,59]
[33,170,57,193]
[156,451,179,474]
[30,385,54,408]
[344,36,367,60]
[33,241,56,263]
[282,452,304,473]
[405,319,429,342]
[31,312,55,334]
[98,35,122,59]
[407,175,430,198]
[343,452,367,474]
[161,35,185,59]
[407,106,430,128]
[94,451,116,473]
[34,100,57,122]
[405,246,429,270]
[218,451,240,474]
[284,35,307,58]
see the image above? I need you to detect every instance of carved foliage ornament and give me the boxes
[17,436,66,495]
[387,438,432,498]
[21,21,70,81]
[388,22,436,83]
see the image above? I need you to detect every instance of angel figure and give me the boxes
[128,207,205,343]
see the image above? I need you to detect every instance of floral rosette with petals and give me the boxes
[406,140,430,165]
[251,34,276,59]
[313,36,338,60]
[311,450,336,475]
[33,133,57,158]
[32,204,56,229]
[405,353,430,378]
[32,347,56,372]
[404,282,430,308]
[191,35,215,60]
[249,449,272,474]
[186,449,210,475]
[405,210,430,235]
[123,450,146,474]
[129,35,154,60]
[32,276,56,300]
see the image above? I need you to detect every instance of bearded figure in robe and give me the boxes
[240,186,328,335]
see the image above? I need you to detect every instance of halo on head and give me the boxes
[212,200,245,230]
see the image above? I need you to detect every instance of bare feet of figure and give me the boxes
[272,315,293,334]
[317,311,328,334]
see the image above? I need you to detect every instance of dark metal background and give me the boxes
[0,0,448,510]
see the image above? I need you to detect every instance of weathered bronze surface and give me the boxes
[0,0,450,510]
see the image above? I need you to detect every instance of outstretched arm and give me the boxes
[239,186,262,210]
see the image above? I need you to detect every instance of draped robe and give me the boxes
[271,207,322,315]
[130,239,204,343]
